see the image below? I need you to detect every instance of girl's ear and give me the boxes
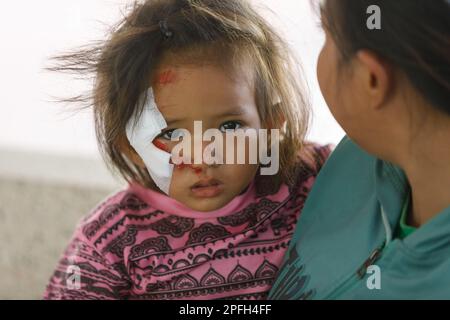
[355,50,393,110]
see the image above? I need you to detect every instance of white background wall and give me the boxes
[0,0,344,160]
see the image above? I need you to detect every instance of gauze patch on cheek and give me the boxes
[126,88,174,195]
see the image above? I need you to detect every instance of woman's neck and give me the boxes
[400,115,450,227]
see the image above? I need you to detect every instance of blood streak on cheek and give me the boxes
[157,70,177,85]
[153,139,169,152]
[154,140,202,175]
[175,162,203,175]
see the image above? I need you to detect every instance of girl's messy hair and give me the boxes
[47,0,310,190]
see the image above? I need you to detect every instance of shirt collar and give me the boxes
[375,158,450,254]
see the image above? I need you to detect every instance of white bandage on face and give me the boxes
[126,88,174,195]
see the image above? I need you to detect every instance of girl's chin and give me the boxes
[181,195,233,212]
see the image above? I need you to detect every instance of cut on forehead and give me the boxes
[156,70,178,85]
[151,43,256,87]
[152,64,254,91]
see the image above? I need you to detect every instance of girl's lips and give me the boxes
[190,179,224,198]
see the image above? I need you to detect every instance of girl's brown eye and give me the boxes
[159,128,188,141]
[220,121,243,132]
[158,129,175,140]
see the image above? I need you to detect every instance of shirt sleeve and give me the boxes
[298,143,334,177]
[43,230,132,300]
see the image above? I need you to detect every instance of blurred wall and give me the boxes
[0,150,123,299]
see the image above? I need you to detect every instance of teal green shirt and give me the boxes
[269,137,450,300]
[395,194,416,239]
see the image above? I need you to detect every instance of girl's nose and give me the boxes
[188,138,223,166]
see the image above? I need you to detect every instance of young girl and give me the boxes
[43,0,331,300]
[270,0,450,299]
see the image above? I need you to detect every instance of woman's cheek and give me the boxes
[317,40,343,122]
[317,44,331,104]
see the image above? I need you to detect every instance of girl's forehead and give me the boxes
[153,64,254,100]
[151,64,257,123]
[153,55,254,86]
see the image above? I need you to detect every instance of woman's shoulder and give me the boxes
[299,142,334,171]
[293,137,380,213]
[255,142,333,198]
[292,142,334,185]
[310,136,378,184]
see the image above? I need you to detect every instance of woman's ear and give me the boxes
[355,50,393,110]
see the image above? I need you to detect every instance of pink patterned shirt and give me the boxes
[44,144,331,300]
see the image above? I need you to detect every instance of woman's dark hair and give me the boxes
[321,0,450,114]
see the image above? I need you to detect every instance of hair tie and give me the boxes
[159,20,173,39]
